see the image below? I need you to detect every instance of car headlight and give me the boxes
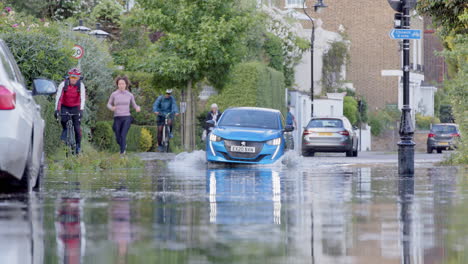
[266,137,281,146]
[209,133,222,142]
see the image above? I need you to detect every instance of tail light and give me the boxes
[303,130,312,136]
[338,130,350,136]
[0,85,16,110]
[428,133,435,138]
[451,133,460,137]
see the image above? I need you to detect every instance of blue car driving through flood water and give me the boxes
[206,107,293,165]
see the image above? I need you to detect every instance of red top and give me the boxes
[58,85,81,110]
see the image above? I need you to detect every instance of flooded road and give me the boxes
[0,152,466,264]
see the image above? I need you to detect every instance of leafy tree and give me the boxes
[343,96,358,125]
[130,0,255,150]
[417,0,467,37]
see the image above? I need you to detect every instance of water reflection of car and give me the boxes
[301,117,358,157]
[207,168,282,225]
[206,107,292,165]
[0,194,44,264]
[427,123,460,154]
[0,39,57,191]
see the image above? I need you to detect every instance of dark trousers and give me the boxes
[113,116,132,153]
[60,106,81,147]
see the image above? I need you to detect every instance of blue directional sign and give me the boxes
[389,29,421,40]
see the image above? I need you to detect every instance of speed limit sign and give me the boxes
[72,45,84,59]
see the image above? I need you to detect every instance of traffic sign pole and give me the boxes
[397,0,415,176]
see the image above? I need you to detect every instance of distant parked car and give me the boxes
[206,107,293,165]
[301,116,358,157]
[0,39,57,191]
[427,123,460,154]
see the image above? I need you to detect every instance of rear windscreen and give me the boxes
[307,119,343,128]
[432,125,457,133]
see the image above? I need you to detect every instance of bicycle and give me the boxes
[58,112,79,156]
[158,113,174,153]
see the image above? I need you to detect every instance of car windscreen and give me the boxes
[432,125,457,133]
[218,109,280,130]
[307,119,343,128]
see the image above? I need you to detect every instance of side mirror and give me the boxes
[32,78,57,96]
[284,125,294,132]
[206,120,215,127]
[353,125,359,130]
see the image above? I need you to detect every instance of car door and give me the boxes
[0,41,43,177]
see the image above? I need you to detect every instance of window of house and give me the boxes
[285,0,305,8]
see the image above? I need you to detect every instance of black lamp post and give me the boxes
[303,0,327,118]
[387,0,417,175]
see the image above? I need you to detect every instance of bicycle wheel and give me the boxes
[163,125,170,152]
[66,121,76,157]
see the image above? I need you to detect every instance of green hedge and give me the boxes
[92,121,158,152]
[208,62,286,113]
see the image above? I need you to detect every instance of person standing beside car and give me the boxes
[203,103,222,141]
[107,76,141,155]
[54,68,86,154]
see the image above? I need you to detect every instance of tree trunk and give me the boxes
[184,80,195,151]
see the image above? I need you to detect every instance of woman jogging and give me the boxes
[107,76,141,155]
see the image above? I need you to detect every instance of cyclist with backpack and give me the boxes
[152,89,179,151]
[54,68,86,154]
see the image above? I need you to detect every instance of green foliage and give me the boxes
[92,121,114,151]
[415,114,440,130]
[130,0,256,89]
[91,0,123,29]
[263,32,284,72]
[322,40,350,93]
[368,108,401,136]
[417,0,467,37]
[35,96,63,155]
[207,62,285,112]
[343,96,358,125]
[139,128,153,152]
[439,104,454,123]
[1,31,74,86]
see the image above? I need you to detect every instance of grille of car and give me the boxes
[224,140,264,159]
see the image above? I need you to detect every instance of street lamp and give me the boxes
[303,0,327,117]
[88,23,110,39]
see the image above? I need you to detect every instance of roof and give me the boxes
[225,107,281,113]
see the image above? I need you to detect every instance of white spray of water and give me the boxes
[168,150,207,170]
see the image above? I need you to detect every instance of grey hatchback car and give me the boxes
[427,123,460,154]
[0,39,57,191]
[302,117,358,157]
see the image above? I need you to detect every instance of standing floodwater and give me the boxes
[0,152,466,263]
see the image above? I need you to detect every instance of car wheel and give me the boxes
[437,149,442,154]
[352,149,358,157]
[33,152,45,191]
[346,149,353,157]
[19,141,33,192]
[427,147,433,154]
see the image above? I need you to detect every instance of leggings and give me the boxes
[113,116,132,153]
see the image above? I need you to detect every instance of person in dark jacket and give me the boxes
[204,103,222,136]
[152,89,179,150]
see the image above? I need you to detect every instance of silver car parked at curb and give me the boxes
[0,39,57,191]
[301,116,359,157]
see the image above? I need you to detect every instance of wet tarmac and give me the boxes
[0,151,466,264]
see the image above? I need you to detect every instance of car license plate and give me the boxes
[439,142,449,146]
[230,146,256,153]
[318,132,333,136]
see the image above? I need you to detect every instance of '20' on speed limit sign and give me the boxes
[72,45,84,59]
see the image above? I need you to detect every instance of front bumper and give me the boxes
[206,140,284,165]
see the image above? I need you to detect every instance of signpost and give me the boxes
[389,29,421,40]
